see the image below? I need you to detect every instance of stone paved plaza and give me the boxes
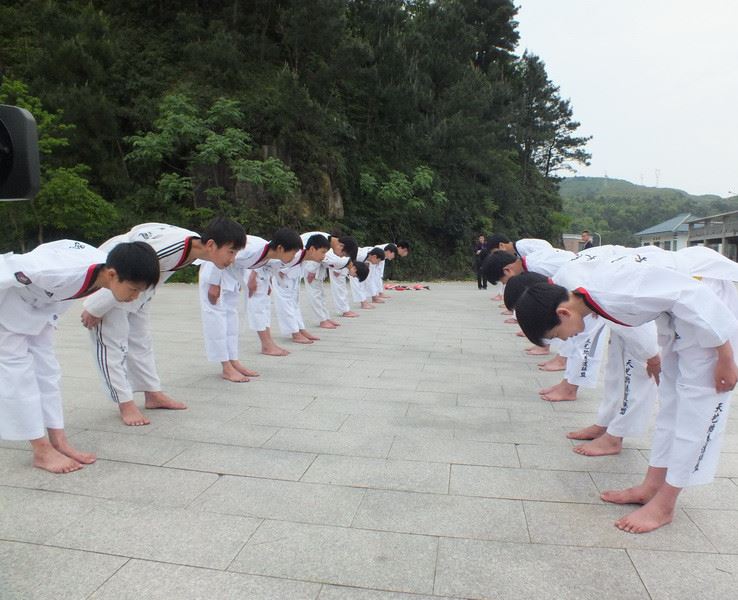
[2,281,738,599]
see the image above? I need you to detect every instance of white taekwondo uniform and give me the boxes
[198,261,241,362]
[326,250,353,314]
[1,240,106,440]
[513,238,553,258]
[553,254,738,487]
[231,236,273,332]
[523,247,608,389]
[272,231,330,335]
[370,243,392,296]
[574,245,738,440]
[301,231,334,321]
[84,223,199,405]
[272,246,308,336]
[349,246,373,304]
[300,231,351,320]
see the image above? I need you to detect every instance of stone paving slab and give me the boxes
[434,537,650,600]
[2,281,738,599]
[191,475,366,526]
[48,501,261,569]
[0,541,127,600]
[229,520,438,594]
[89,560,322,600]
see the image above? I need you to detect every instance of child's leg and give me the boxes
[248,271,288,356]
[30,326,95,464]
[329,269,352,315]
[274,273,311,343]
[89,308,150,426]
[127,305,185,412]
[543,319,608,401]
[0,325,82,473]
[304,265,335,328]
[569,336,623,442]
[223,289,258,377]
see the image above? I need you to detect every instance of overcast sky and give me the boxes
[515,0,738,197]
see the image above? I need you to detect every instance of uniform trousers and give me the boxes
[89,303,162,404]
[651,332,733,487]
[245,267,272,332]
[562,317,608,389]
[272,269,305,335]
[596,333,658,437]
[304,264,330,322]
[0,323,64,440]
[200,287,240,362]
[329,268,350,314]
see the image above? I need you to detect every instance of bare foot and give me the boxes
[504,317,518,324]
[492,294,502,301]
[539,380,578,402]
[360,302,375,310]
[261,345,290,356]
[231,361,259,377]
[538,355,566,370]
[47,429,96,464]
[301,330,320,341]
[31,439,83,473]
[574,433,623,456]
[500,309,513,315]
[567,424,607,440]
[291,333,314,344]
[371,297,385,304]
[144,391,187,410]
[328,319,342,326]
[615,501,674,533]
[119,400,151,426]
[601,484,658,505]
[319,320,338,329]
[221,363,250,382]
[342,311,359,317]
[378,293,390,299]
[516,331,526,337]
[525,346,550,356]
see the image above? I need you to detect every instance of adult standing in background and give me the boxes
[473,234,489,290]
[581,230,594,250]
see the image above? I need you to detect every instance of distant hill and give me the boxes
[559,177,724,202]
[558,176,738,246]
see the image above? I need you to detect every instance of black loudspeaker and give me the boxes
[0,105,40,201]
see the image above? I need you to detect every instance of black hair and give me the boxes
[396,240,410,251]
[486,233,510,250]
[368,247,386,261]
[305,234,330,250]
[383,243,398,255]
[270,228,303,251]
[339,236,359,261]
[201,216,246,250]
[354,261,370,282]
[482,251,517,285]
[106,242,160,287]
[515,282,569,346]
[503,272,549,311]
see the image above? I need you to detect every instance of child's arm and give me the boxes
[715,341,738,392]
[247,269,257,297]
[207,284,221,305]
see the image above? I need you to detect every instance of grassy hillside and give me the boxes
[559,177,738,246]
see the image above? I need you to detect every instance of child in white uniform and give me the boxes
[82,218,246,426]
[232,229,302,356]
[1,240,159,472]
[515,256,738,533]
[198,261,259,382]
[272,233,330,344]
